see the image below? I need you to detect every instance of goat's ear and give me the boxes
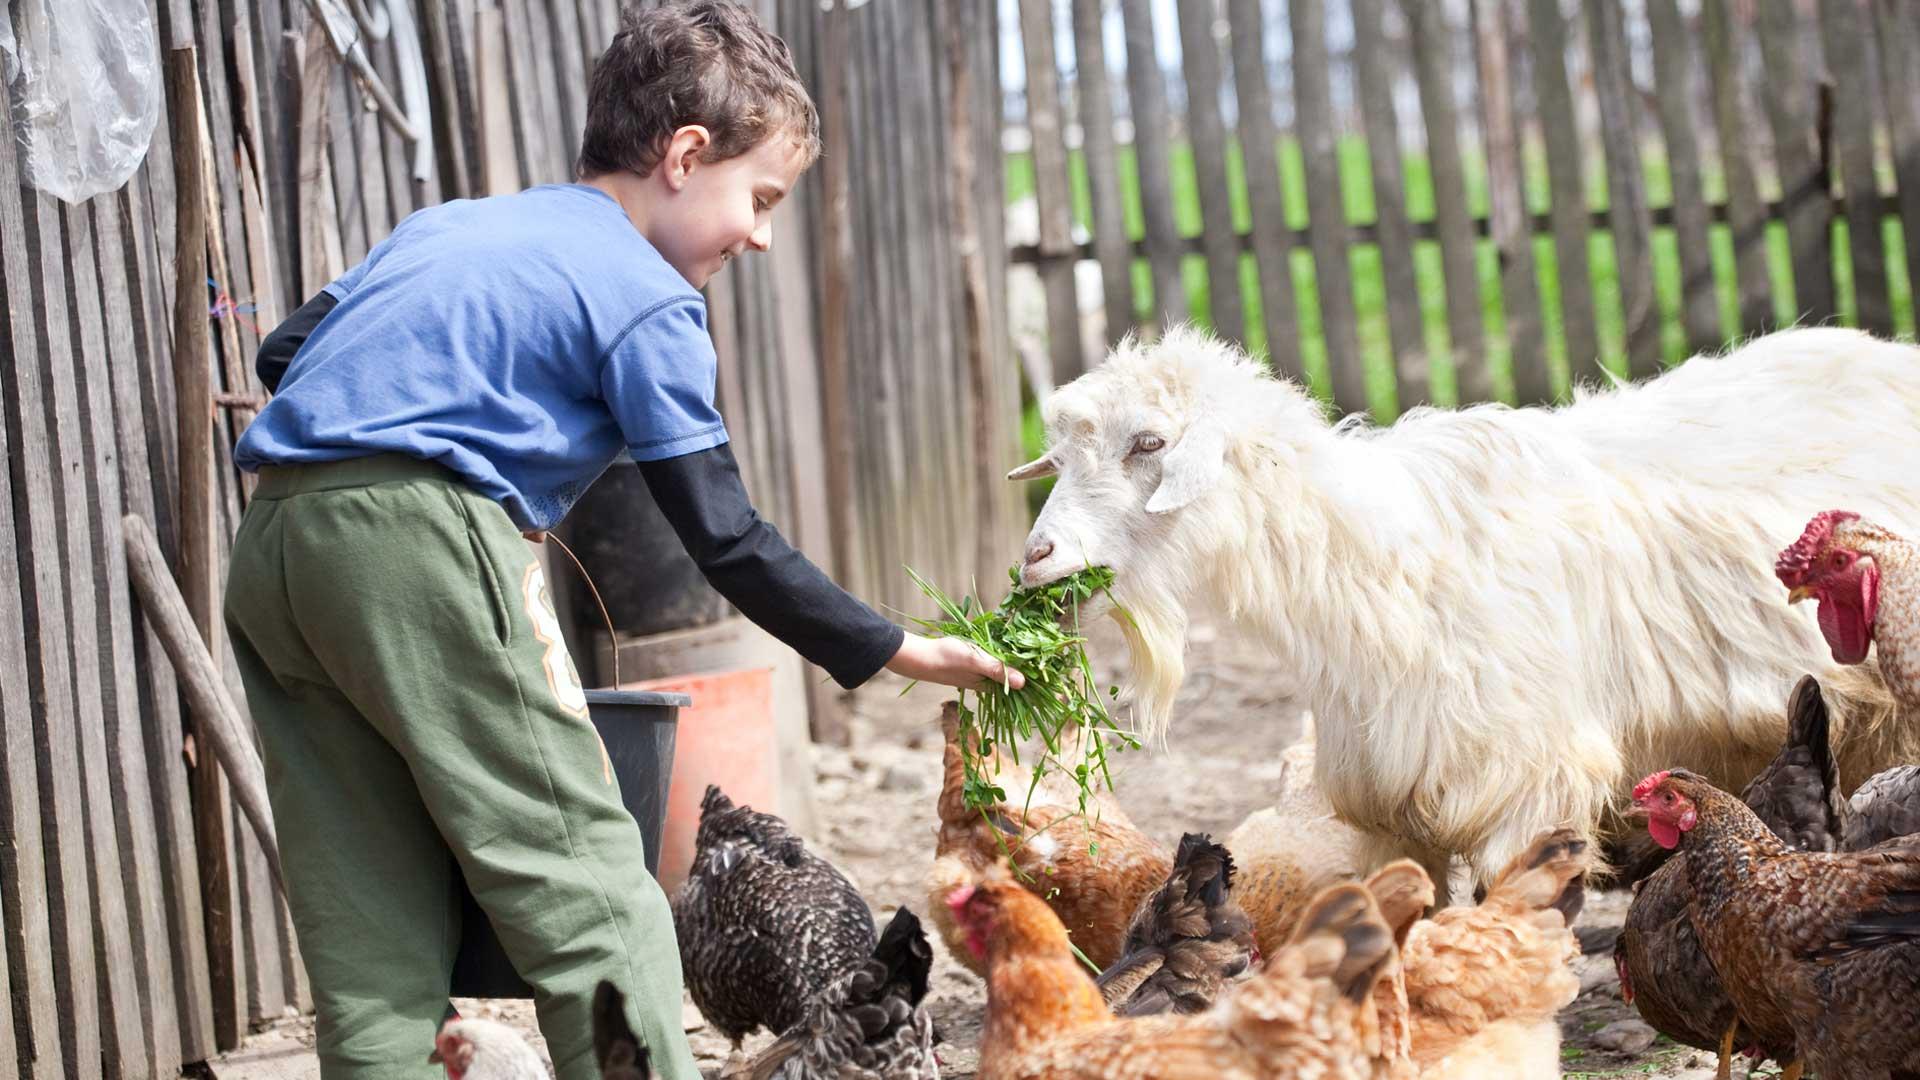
[1006,453,1058,481]
[1145,415,1226,514]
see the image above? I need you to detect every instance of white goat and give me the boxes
[1012,325,1920,895]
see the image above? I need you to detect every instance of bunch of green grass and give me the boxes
[905,564,1140,831]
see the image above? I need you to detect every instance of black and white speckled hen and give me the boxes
[673,785,878,1046]
[742,907,940,1080]
[1095,832,1258,1016]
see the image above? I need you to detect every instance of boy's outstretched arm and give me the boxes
[638,444,1022,692]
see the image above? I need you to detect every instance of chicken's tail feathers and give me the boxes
[1786,674,1839,793]
[1286,882,1395,1004]
[1362,860,1435,947]
[1488,828,1591,923]
[592,980,653,1080]
[874,906,935,1005]
[700,784,735,820]
[1170,832,1236,906]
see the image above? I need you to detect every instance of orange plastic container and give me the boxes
[627,666,778,894]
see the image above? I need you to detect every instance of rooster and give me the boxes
[1779,510,1920,712]
[1094,832,1258,1016]
[951,867,1396,1080]
[429,1018,548,1080]
[1634,768,1920,1079]
[739,907,939,1080]
[674,785,877,1045]
[925,701,1171,975]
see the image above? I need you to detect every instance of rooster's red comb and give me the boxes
[1775,510,1861,584]
[1631,770,1672,803]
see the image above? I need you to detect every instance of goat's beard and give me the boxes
[1111,589,1190,744]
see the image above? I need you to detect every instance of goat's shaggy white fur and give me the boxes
[1017,326,1920,891]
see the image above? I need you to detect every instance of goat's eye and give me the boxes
[1129,433,1165,456]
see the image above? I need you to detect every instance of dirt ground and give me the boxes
[214,618,1762,1080]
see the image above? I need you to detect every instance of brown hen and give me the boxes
[1635,768,1920,1080]
[925,701,1170,975]
[950,867,1397,1080]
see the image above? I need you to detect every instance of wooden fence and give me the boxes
[1006,0,1920,418]
[1,0,1018,1076]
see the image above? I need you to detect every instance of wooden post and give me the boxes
[1118,0,1187,330]
[1877,0,1920,313]
[1017,0,1085,386]
[1071,0,1137,348]
[1587,0,1661,377]
[1645,0,1719,354]
[1702,0,1774,336]
[1175,0,1244,346]
[1528,0,1600,379]
[1756,0,1834,323]
[1819,0,1891,336]
[1350,0,1428,408]
[1227,0,1303,383]
[1294,0,1366,415]
[1472,0,1548,404]
[169,42,241,1052]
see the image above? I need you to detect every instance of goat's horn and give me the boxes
[1006,454,1058,481]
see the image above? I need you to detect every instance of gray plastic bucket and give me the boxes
[448,688,690,999]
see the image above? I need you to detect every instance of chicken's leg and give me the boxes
[1713,1020,1736,1080]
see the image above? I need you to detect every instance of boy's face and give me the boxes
[652,131,809,289]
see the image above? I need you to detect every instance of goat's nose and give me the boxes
[1023,539,1055,567]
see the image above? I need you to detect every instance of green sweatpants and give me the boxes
[224,455,700,1080]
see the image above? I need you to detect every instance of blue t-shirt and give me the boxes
[233,184,730,530]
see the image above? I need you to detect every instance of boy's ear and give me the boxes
[662,125,712,189]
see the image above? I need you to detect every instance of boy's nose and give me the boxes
[749,221,773,252]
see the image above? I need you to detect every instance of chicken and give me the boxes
[1778,510,1920,712]
[675,785,878,1045]
[1375,829,1587,1077]
[430,1018,548,1080]
[1634,767,1920,1079]
[1617,676,1845,1071]
[1226,716,1369,957]
[593,981,654,1080]
[1094,832,1258,1016]
[739,907,939,1080]
[950,866,1396,1080]
[1618,676,1920,1073]
[926,701,1170,975]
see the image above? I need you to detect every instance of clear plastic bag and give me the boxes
[1,0,162,204]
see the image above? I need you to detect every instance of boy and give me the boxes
[225,4,1019,1078]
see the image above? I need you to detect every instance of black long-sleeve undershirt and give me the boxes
[255,291,902,688]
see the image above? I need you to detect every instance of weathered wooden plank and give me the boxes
[1820,0,1890,335]
[59,197,169,1080]
[1701,0,1773,336]
[1645,0,1719,353]
[0,87,67,1080]
[474,6,522,196]
[329,65,369,266]
[1349,0,1427,406]
[1472,0,1547,404]
[230,12,283,332]
[1227,0,1303,383]
[421,0,481,201]
[1756,0,1834,323]
[1296,0,1365,413]
[1016,0,1085,387]
[1071,0,1136,348]
[1405,0,1488,401]
[0,866,13,1076]
[1117,0,1187,329]
[548,0,591,169]
[1528,0,1599,378]
[1175,0,1245,345]
[92,189,194,1080]
[2,141,105,1080]
[812,0,857,607]
[500,0,558,182]
[1877,0,1920,313]
[1586,0,1660,377]
[523,0,571,180]
[352,47,397,241]
[198,0,263,366]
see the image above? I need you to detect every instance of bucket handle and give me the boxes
[544,533,622,689]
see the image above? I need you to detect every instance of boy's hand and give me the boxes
[885,631,1026,691]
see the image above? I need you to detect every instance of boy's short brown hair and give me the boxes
[578,1,821,179]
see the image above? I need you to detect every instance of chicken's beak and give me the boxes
[427,1049,443,1065]
[1787,585,1815,605]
